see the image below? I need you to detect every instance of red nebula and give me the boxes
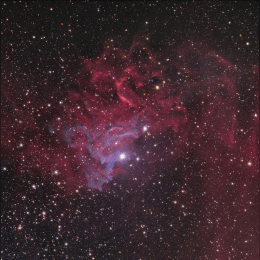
[1,37,258,193]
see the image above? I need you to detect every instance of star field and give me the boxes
[1,2,259,259]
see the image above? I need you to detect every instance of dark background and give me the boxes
[2,2,259,63]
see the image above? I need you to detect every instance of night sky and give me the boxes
[1,1,259,260]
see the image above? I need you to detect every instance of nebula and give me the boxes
[2,2,259,259]
[1,36,258,193]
